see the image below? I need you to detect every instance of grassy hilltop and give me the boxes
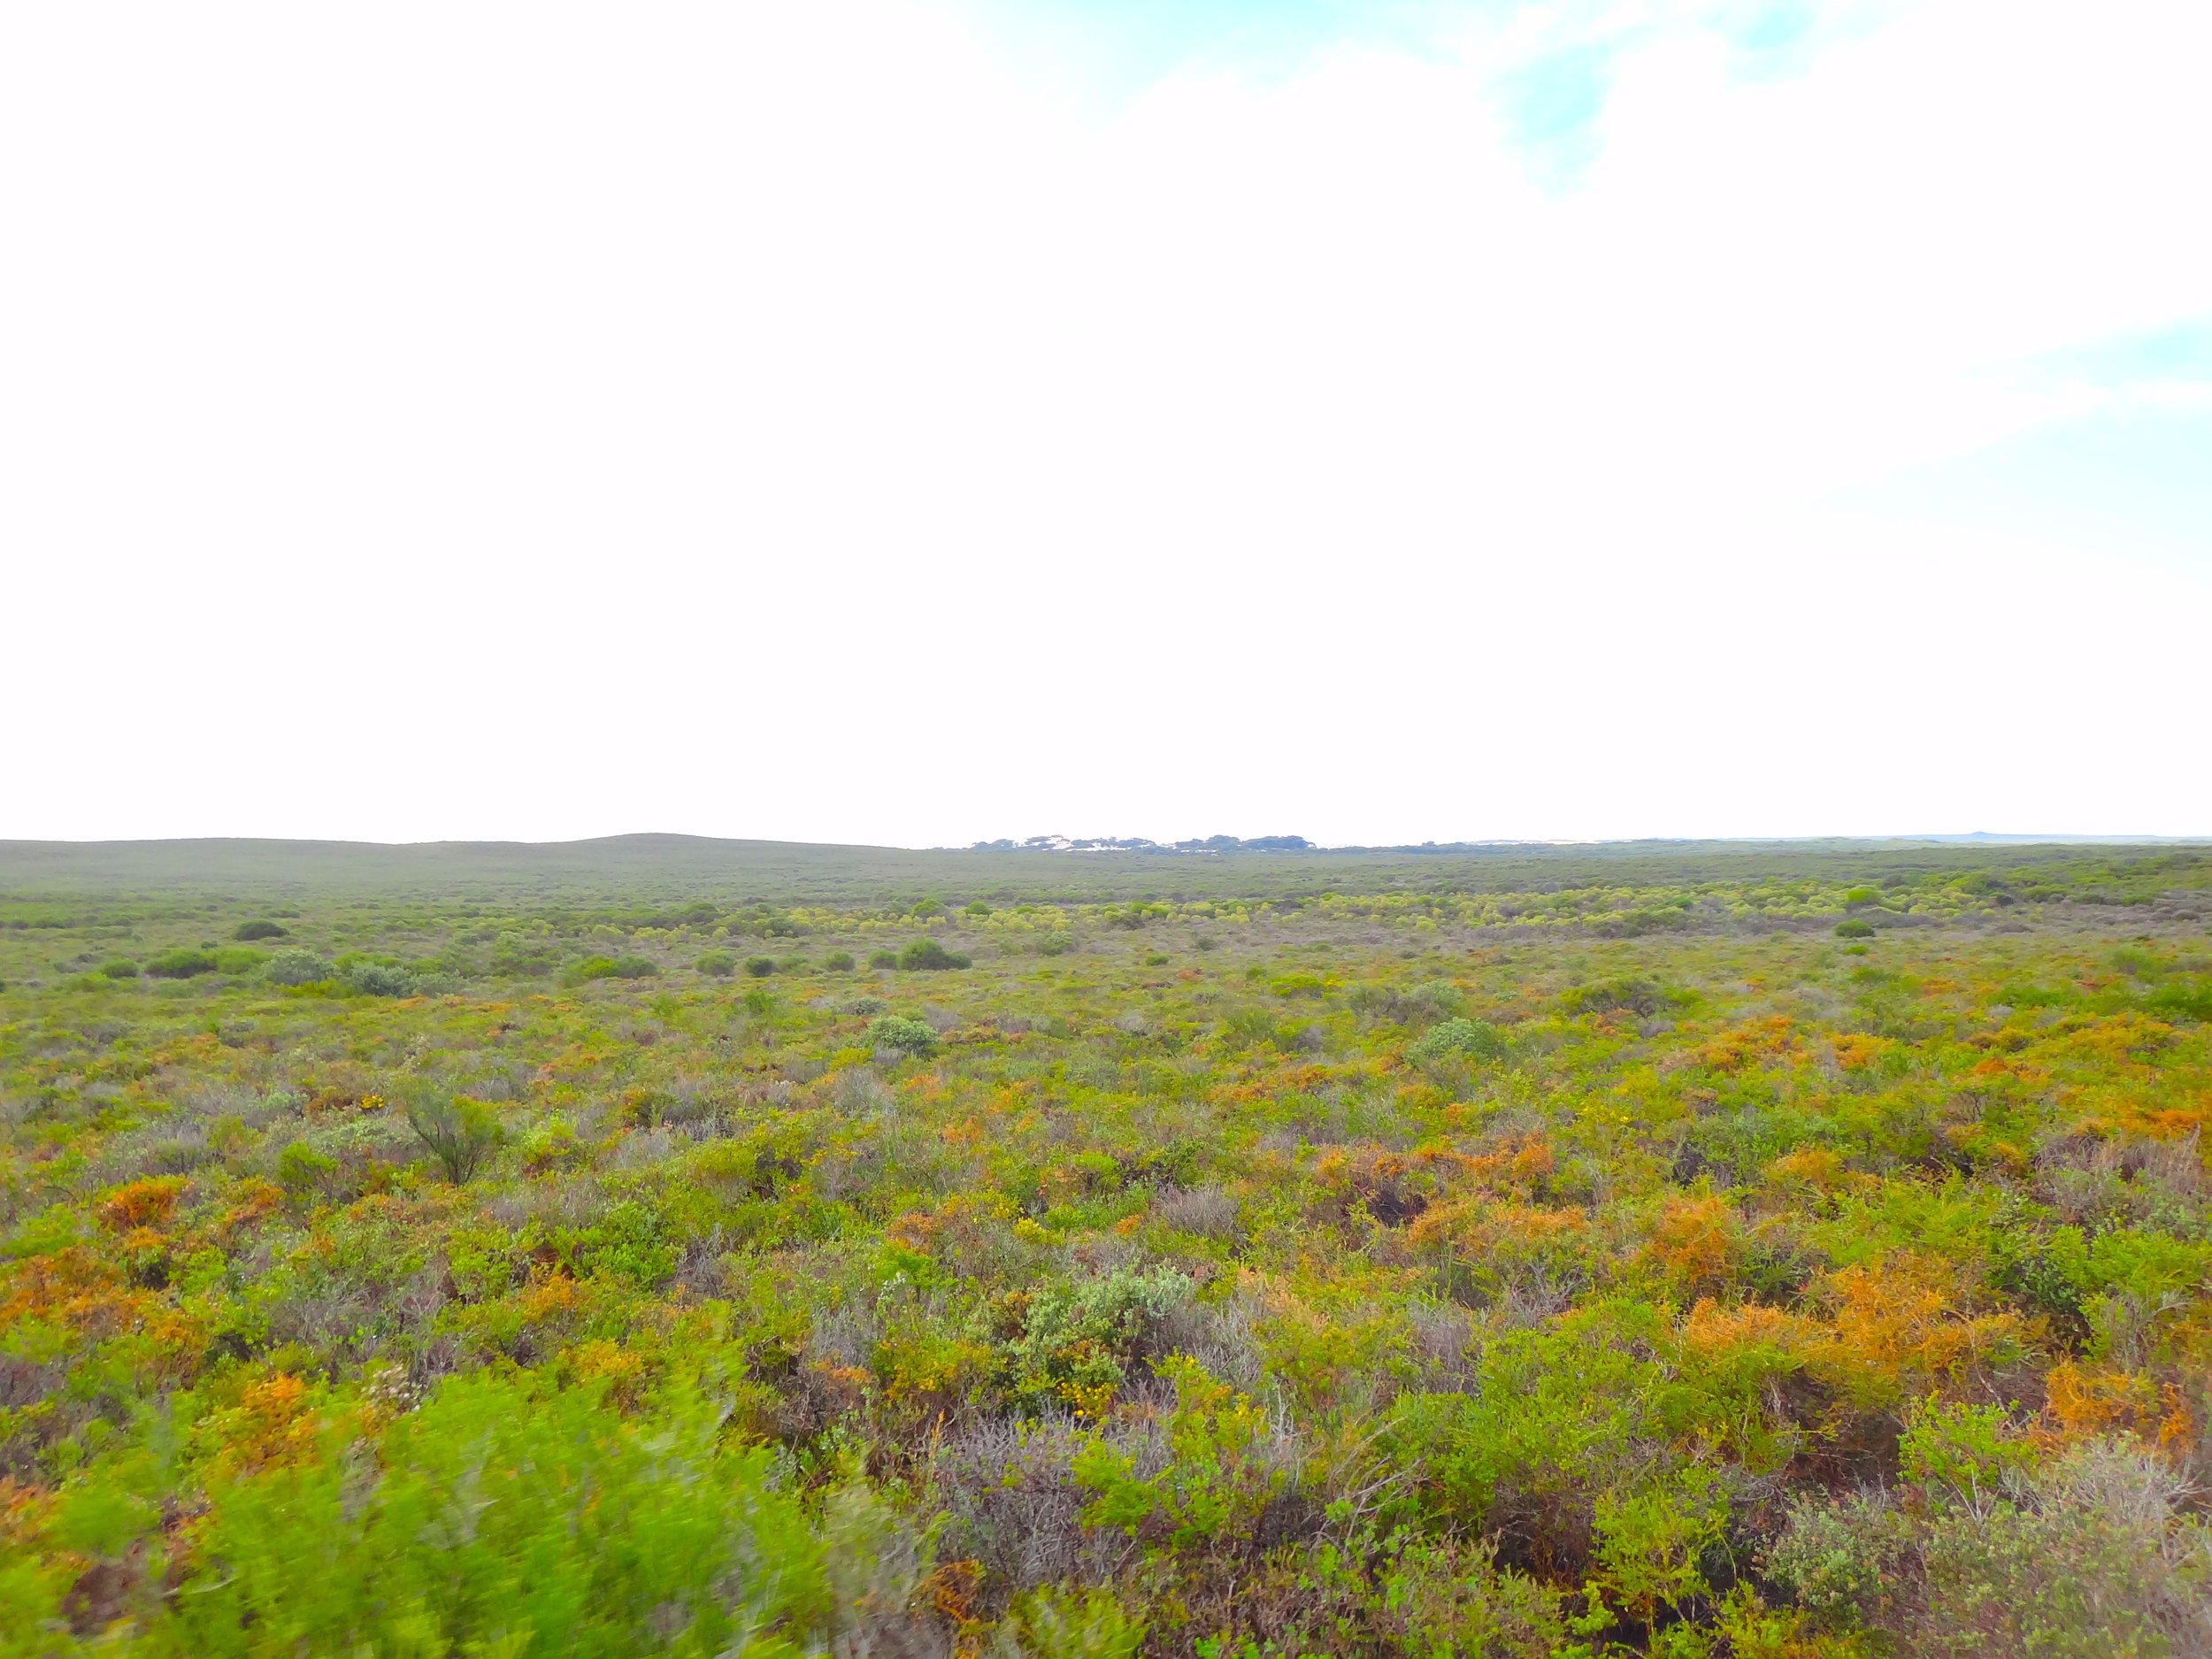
[4,837,2211,1655]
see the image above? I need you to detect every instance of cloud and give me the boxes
[2,0,2208,843]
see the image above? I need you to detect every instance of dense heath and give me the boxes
[4,843,2211,1656]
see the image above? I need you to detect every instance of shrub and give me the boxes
[405,1094,506,1184]
[610,954,658,979]
[899,938,972,971]
[211,946,267,975]
[695,950,737,977]
[824,951,856,972]
[1407,1018,1506,1064]
[342,961,418,997]
[991,1586,1146,1659]
[265,949,335,987]
[1560,977,1685,1017]
[1071,1356,1291,1554]
[1834,919,1877,939]
[1039,931,1073,956]
[278,1141,339,1193]
[232,919,288,941]
[1009,1266,1192,1405]
[869,1015,939,1057]
[144,948,219,979]
[562,956,620,986]
[154,1372,828,1656]
[744,956,776,977]
[868,949,899,969]
[488,933,560,978]
[98,958,140,979]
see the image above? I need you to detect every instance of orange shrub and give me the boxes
[567,1338,655,1409]
[215,1373,322,1474]
[1763,1147,1866,1194]
[1831,1034,1894,1071]
[1817,1253,2023,1402]
[96,1178,185,1231]
[1678,1297,1824,1359]
[1638,1194,1739,1292]
[2042,1360,2192,1453]
[1695,1017,1798,1072]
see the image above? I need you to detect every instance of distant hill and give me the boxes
[1,832,2203,906]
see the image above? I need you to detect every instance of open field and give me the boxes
[6,832,2208,907]
[4,841,2211,1655]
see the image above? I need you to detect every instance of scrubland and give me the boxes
[4,846,2211,1655]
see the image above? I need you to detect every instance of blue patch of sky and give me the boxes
[1848,402,2212,569]
[960,0,1478,94]
[1892,315,2212,566]
[1723,0,1816,53]
[2028,315,2212,391]
[962,1,1874,189]
[1494,42,1613,183]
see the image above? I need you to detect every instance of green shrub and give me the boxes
[2149,979,2212,1022]
[341,960,417,997]
[1349,979,1463,1024]
[278,1141,339,1193]
[1072,1356,1288,1554]
[1009,1265,1191,1403]
[265,949,335,987]
[992,1586,1146,1659]
[405,1094,506,1184]
[1559,977,1685,1017]
[899,938,971,971]
[211,946,267,975]
[824,951,856,972]
[744,956,775,977]
[695,950,738,978]
[1766,1440,2206,1655]
[561,956,620,986]
[609,954,658,979]
[868,1015,938,1057]
[488,933,561,978]
[1834,919,1877,939]
[232,919,289,941]
[98,958,140,979]
[155,1372,828,1657]
[868,949,898,969]
[1039,931,1073,956]
[144,948,219,979]
[1407,1018,1506,1064]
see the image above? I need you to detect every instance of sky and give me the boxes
[4,0,2208,849]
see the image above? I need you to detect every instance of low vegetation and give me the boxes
[3,845,2210,1654]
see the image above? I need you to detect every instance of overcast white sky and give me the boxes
[5,0,2208,848]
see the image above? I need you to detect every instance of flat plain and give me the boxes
[4,838,2209,1655]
